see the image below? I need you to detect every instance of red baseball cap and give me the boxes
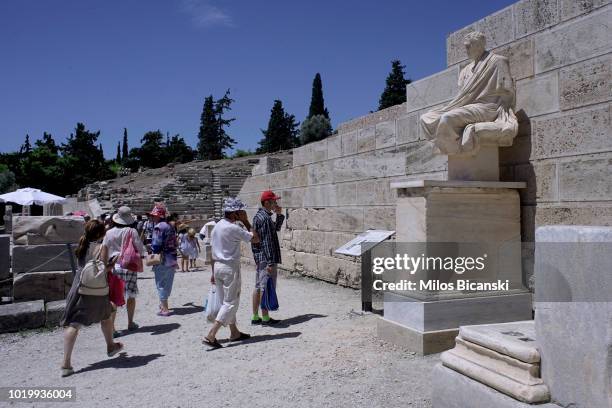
[260,190,281,202]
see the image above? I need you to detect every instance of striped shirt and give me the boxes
[251,208,285,265]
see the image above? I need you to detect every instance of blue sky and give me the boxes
[0,0,515,157]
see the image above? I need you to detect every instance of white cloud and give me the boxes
[179,0,234,28]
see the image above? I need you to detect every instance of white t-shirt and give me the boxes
[102,227,146,259]
[210,218,252,263]
[199,220,217,244]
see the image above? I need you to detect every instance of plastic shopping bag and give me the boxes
[204,286,221,323]
[260,276,279,311]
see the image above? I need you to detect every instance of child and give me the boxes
[186,228,201,269]
[177,223,190,272]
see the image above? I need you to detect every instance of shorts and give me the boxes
[255,262,278,290]
[112,265,139,299]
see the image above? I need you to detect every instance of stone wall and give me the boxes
[443,0,612,242]
[238,0,611,288]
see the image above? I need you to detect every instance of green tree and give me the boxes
[164,134,195,164]
[308,73,330,120]
[0,164,16,193]
[24,133,63,194]
[116,142,121,162]
[299,114,332,145]
[378,60,411,110]
[19,134,32,155]
[257,100,300,154]
[122,128,129,162]
[59,123,114,195]
[138,130,165,168]
[197,90,236,160]
[232,149,254,158]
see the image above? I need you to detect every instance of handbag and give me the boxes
[119,230,143,272]
[260,276,279,311]
[145,253,162,266]
[78,246,109,296]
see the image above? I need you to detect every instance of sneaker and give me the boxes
[261,318,280,326]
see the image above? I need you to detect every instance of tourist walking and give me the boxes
[203,198,259,349]
[141,215,155,245]
[251,190,285,325]
[149,203,178,316]
[187,228,200,269]
[61,220,124,378]
[102,206,147,335]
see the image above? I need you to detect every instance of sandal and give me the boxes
[127,322,139,331]
[157,310,171,317]
[107,342,124,357]
[229,332,251,342]
[61,367,74,378]
[202,337,223,349]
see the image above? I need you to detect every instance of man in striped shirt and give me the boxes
[251,190,285,325]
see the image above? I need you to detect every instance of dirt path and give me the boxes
[1,263,439,408]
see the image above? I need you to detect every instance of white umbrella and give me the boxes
[0,187,66,206]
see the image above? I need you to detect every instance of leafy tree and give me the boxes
[378,60,411,110]
[19,134,32,155]
[59,123,114,195]
[164,134,195,164]
[257,100,300,153]
[197,90,236,160]
[0,164,16,193]
[122,128,129,162]
[308,73,330,120]
[138,130,165,168]
[232,149,254,158]
[23,133,63,193]
[299,114,332,145]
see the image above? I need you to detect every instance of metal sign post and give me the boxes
[335,230,395,313]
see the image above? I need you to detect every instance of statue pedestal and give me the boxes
[379,180,532,355]
[447,145,499,181]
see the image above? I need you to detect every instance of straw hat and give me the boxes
[112,206,136,226]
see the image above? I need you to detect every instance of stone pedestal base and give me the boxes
[433,365,560,408]
[380,180,531,354]
[378,292,532,355]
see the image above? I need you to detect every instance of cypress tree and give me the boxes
[197,90,236,160]
[197,95,219,160]
[122,128,129,161]
[116,142,121,162]
[308,73,330,120]
[258,100,299,153]
[378,60,411,110]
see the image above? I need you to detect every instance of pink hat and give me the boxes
[148,203,167,218]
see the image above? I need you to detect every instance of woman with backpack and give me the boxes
[102,206,147,336]
[61,220,124,378]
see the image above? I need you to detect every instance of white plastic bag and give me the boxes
[204,286,221,323]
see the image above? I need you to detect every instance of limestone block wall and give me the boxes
[238,0,611,288]
[443,0,612,241]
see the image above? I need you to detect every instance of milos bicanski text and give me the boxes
[371,254,510,292]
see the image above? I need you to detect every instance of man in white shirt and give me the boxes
[203,198,259,349]
[199,218,216,264]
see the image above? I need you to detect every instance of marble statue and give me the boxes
[420,31,518,155]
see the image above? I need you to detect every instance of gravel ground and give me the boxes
[1,263,439,408]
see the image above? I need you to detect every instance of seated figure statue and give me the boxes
[420,31,518,156]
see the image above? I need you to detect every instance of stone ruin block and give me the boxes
[45,300,66,327]
[0,300,45,333]
[13,270,72,302]
[0,235,9,280]
[12,244,75,274]
[13,216,84,245]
